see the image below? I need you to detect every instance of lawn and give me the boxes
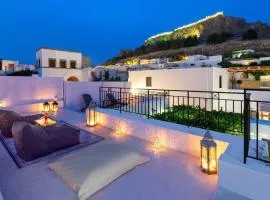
[152,105,244,136]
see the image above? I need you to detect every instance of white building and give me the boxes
[0,59,35,75]
[129,67,228,91]
[36,48,91,81]
[167,55,223,68]
[230,57,270,66]
[0,59,19,73]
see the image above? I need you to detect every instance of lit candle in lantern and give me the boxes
[86,103,97,127]
[200,130,218,174]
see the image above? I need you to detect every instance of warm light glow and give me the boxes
[35,116,56,127]
[51,101,59,112]
[200,131,218,174]
[114,120,126,138]
[0,100,5,107]
[43,102,50,112]
[153,136,162,155]
[146,11,224,43]
[86,106,97,127]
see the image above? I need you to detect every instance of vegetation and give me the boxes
[105,36,199,65]
[242,29,258,40]
[7,70,37,76]
[152,105,243,136]
[206,32,232,44]
[218,61,243,68]
[249,71,270,81]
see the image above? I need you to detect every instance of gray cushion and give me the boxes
[12,122,80,161]
[12,122,50,161]
[0,110,23,138]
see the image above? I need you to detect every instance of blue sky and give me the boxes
[0,0,270,64]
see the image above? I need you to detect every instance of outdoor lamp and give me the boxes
[86,103,97,127]
[51,101,59,112]
[43,102,50,113]
[200,130,217,174]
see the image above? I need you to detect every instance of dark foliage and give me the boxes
[153,105,243,136]
[242,29,258,40]
[206,32,232,44]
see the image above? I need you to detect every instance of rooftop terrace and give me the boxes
[0,76,270,200]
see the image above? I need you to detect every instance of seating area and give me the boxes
[0,109,218,200]
[1,77,261,200]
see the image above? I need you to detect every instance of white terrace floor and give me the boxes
[0,109,217,200]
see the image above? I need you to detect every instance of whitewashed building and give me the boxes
[129,67,228,91]
[36,48,91,81]
[0,59,35,75]
[167,55,223,68]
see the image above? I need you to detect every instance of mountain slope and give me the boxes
[146,12,270,44]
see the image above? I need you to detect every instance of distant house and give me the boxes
[0,59,19,73]
[36,48,91,81]
[232,49,255,59]
[0,59,35,75]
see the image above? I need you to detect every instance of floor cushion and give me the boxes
[48,140,149,200]
[12,122,80,161]
[0,110,23,138]
[12,122,51,161]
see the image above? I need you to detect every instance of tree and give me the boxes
[250,72,269,81]
[183,36,199,47]
[206,32,232,44]
[104,70,110,80]
[242,29,258,40]
[118,49,133,59]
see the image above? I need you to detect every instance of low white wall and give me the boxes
[97,109,233,160]
[219,155,270,200]
[0,76,64,113]
[39,68,91,81]
[64,81,131,111]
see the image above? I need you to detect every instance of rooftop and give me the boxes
[0,109,217,200]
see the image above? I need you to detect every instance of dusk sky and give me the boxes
[1,0,270,64]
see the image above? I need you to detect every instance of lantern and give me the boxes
[51,101,59,112]
[43,102,50,113]
[200,130,217,174]
[115,120,123,136]
[86,103,97,127]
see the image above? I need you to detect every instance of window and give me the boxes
[70,60,77,69]
[0,60,2,70]
[60,60,67,68]
[219,75,222,88]
[36,59,41,68]
[48,58,56,68]
[146,77,152,87]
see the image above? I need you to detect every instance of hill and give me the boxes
[105,12,270,65]
[146,12,270,44]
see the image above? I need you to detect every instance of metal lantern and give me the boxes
[86,103,97,127]
[200,130,217,174]
[43,102,50,113]
[51,101,59,112]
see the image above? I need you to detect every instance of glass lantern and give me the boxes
[200,130,217,174]
[43,102,50,113]
[86,103,97,127]
[51,101,59,112]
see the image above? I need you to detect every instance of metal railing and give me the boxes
[100,87,245,135]
[244,88,270,164]
[99,87,270,164]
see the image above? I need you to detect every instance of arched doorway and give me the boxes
[67,76,79,82]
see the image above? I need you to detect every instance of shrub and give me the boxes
[261,60,270,66]
[249,62,258,66]
[183,36,199,47]
[242,29,258,40]
[153,105,243,136]
[207,32,232,44]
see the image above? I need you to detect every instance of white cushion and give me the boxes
[48,140,149,200]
